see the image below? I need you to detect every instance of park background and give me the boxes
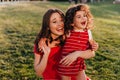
[0,0,120,80]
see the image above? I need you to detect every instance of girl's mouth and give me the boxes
[81,21,86,25]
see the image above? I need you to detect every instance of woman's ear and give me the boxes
[47,27,50,31]
[71,23,74,26]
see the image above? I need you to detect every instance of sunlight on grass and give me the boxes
[0,1,120,80]
[96,18,120,25]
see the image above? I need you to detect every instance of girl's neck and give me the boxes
[73,29,84,32]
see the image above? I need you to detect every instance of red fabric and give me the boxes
[34,45,61,80]
[58,30,89,76]
[33,43,91,80]
[86,76,91,80]
[71,76,91,80]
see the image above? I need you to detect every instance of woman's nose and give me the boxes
[57,22,63,26]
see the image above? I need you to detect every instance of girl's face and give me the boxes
[72,10,87,31]
[49,12,64,39]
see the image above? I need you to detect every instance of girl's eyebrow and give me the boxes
[75,15,81,17]
[76,15,81,16]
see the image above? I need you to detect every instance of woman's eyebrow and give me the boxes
[51,18,56,21]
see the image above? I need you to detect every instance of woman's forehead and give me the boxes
[50,13,62,20]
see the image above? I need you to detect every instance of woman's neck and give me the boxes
[51,34,59,40]
[48,40,60,48]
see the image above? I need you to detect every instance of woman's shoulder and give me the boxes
[33,44,43,55]
[51,46,61,50]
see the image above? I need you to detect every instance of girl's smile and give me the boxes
[72,11,87,31]
[81,21,86,26]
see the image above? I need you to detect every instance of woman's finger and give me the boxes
[62,58,70,66]
[60,56,67,63]
[67,60,74,66]
[38,38,45,52]
[38,39,43,49]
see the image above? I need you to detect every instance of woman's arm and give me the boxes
[34,39,51,77]
[75,49,95,59]
[60,50,95,66]
[60,41,98,66]
[34,53,49,77]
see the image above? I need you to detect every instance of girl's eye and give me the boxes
[84,15,87,17]
[77,16,81,18]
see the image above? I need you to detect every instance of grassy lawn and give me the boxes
[0,1,120,80]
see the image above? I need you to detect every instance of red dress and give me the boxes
[57,30,90,76]
[34,45,61,80]
[33,43,91,80]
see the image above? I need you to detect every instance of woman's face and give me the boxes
[49,12,64,39]
[72,10,88,31]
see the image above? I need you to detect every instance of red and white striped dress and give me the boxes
[57,30,90,76]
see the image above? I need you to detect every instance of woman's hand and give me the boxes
[34,38,51,77]
[59,40,99,66]
[60,52,80,66]
[89,40,99,51]
[38,38,50,56]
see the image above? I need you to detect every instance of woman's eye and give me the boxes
[60,19,63,22]
[53,21,56,23]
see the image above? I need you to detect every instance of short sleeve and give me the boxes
[33,44,43,55]
[88,30,93,40]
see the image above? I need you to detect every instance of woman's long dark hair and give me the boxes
[65,4,93,34]
[34,9,65,52]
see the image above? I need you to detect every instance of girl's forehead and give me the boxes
[75,11,85,15]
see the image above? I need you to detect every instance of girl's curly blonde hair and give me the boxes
[65,4,94,34]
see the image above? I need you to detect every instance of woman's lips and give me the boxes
[57,27,64,32]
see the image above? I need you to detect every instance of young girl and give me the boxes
[57,4,95,80]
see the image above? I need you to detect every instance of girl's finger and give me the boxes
[93,43,98,51]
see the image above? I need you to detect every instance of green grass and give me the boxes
[0,1,120,80]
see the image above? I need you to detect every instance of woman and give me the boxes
[33,8,98,80]
[34,8,65,79]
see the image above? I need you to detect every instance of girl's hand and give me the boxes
[60,52,80,66]
[89,40,99,51]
